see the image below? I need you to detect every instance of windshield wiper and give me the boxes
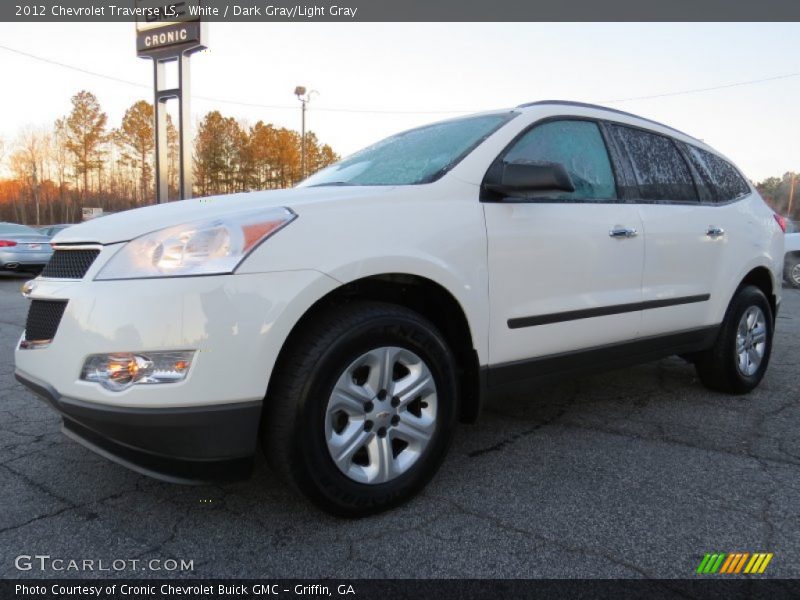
[307,181,357,187]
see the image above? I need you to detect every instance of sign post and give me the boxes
[136,1,207,203]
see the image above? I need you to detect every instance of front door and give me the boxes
[483,119,645,375]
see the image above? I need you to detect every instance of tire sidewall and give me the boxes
[787,259,800,288]
[291,312,458,516]
[721,286,773,391]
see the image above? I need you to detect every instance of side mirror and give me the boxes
[483,160,575,196]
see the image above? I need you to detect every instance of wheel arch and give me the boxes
[267,273,483,423]
[785,250,800,263]
[737,265,777,320]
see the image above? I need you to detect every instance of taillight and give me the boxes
[774,214,787,233]
[0,240,17,247]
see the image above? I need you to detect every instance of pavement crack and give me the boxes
[468,409,568,458]
[552,420,800,469]
[436,496,657,578]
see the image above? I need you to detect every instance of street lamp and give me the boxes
[294,86,318,180]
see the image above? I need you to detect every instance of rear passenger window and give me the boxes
[608,125,698,202]
[685,145,750,202]
[503,120,616,201]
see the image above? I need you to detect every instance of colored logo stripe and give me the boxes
[734,553,749,573]
[758,554,774,573]
[745,553,774,574]
[720,553,746,573]
[696,554,712,573]
[698,552,773,574]
[719,554,737,573]
[697,553,726,574]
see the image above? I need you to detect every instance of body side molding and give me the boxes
[508,294,711,329]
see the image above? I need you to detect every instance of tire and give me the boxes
[262,301,459,517]
[694,285,773,394]
[785,255,800,288]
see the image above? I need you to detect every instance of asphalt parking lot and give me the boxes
[1,272,798,579]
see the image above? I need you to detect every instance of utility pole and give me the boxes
[788,172,796,218]
[294,86,318,180]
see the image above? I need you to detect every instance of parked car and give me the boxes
[0,222,53,274]
[37,224,72,238]
[784,219,800,288]
[15,101,784,516]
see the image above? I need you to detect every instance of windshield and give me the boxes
[0,223,41,236]
[300,112,516,187]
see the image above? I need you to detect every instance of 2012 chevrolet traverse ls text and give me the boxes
[15,101,783,516]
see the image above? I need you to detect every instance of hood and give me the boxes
[53,186,392,245]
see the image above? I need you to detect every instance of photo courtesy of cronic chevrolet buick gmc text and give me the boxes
[14,101,784,516]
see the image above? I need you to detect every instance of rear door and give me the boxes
[483,119,645,373]
[605,124,744,336]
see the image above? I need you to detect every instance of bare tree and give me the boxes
[10,127,49,225]
[51,119,73,221]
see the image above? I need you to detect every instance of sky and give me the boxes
[0,22,798,182]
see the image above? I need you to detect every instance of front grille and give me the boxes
[41,249,100,279]
[24,300,68,342]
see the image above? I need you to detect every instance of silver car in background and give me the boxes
[37,224,72,239]
[0,222,53,274]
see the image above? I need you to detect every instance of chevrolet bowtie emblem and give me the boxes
[21,280,35,298]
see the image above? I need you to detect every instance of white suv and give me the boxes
[15,101,783,516]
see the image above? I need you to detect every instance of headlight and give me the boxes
[95,207,296,280]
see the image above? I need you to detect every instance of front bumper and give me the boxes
[16,369,260,483]
[15,262,338,408]
[13,246,340,482]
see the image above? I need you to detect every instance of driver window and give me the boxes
[504,120,617,201]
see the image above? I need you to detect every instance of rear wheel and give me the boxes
[263,301,458,517]
[695,285,773,394]
[785,255,800,288]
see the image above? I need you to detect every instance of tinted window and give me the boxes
[685,145,750,202]
[676,142,715,202]
[503,120,616,201]
[609,125,697,202]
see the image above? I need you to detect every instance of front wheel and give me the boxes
[263,301,458,517]
[694,285,773,394]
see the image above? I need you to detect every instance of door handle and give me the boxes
[706,226,725,238]
[609,227,638,238]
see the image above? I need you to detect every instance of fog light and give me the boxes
[81,351,195,392]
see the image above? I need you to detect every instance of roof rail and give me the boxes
[515,100,697,140]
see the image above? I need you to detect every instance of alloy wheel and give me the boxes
[735,305,767,377]
[324,346,438,484]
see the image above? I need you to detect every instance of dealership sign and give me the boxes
[82,207,103,221]
[135,0,207,57]
[137,20,203,53]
